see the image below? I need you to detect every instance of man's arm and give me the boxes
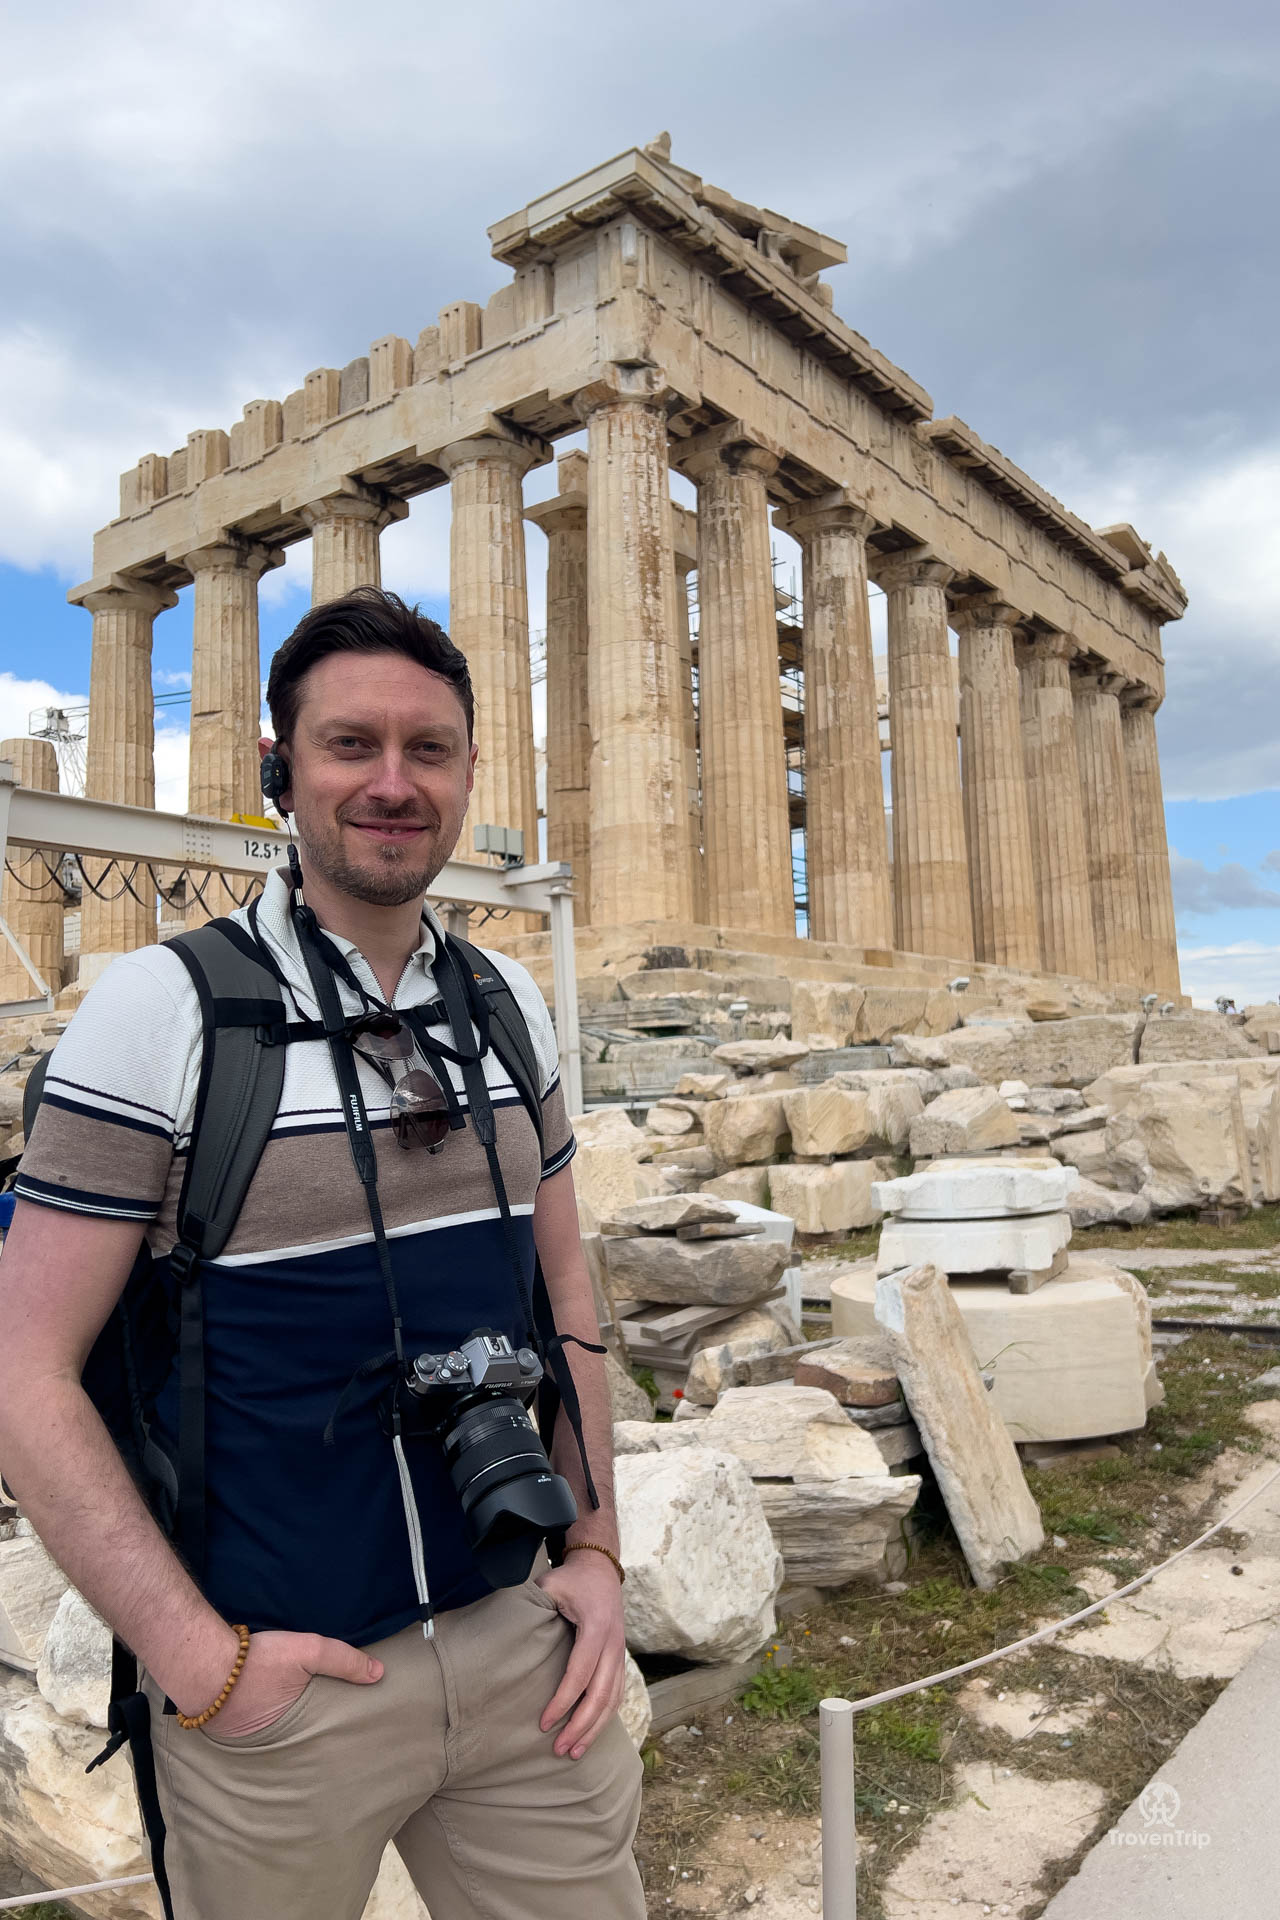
[531,1162,627,1759]
[0,1200,382,1729]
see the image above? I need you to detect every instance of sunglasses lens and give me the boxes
[355,1015,413,1064]
[389,1069,450,1150]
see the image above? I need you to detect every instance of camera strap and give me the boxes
[286,876,436,1636]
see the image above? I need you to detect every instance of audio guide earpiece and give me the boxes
[260,744,290,806]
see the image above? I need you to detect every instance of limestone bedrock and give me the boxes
[835,1255,1159,1444]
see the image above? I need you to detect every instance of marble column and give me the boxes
[1072,668,1144,988]
[671,502,706,923]
[182,536,282,928]
[575,371,695,927]
[1017,633,1098,980]
[439,427,546,906]
[775,493,891,950]
[300,480,407,604]
[525,451,591,916]
[73,576,177,980]
[1122,688,1181,996]
[874,549,971,960]
[680,425,793,937]
[0,737,63,1003]
[950,593,1040,971]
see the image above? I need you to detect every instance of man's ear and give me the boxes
[258,737,292,810]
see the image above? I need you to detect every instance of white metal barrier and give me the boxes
[0,765,583,1114]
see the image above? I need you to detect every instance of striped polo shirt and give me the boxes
[14,870,576,1645]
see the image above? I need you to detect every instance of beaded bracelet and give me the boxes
[175,1624,251,1730]
[563,1541,625,1585]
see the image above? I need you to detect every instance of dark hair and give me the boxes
[266,587,474,743]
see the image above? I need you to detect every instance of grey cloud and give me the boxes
[1170,851,1280,914]
[1262,852,1280,873]
[3,0,1279,805]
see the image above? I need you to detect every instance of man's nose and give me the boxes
[362,751,420,807]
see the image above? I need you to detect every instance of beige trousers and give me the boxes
[144,1578,645,1920]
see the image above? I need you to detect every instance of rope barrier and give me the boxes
[6,1459,1280,1912]
[843,1454,1280,1714]
[0,1872,156,1909]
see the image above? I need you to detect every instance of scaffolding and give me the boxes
[0,764,584,1114]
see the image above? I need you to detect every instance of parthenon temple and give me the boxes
[31,137,1186,1004]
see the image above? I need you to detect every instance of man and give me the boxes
[0,588,644,1919]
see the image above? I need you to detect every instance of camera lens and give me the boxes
[443,1396,576,1588]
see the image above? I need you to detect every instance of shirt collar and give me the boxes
[243,868,447,1011]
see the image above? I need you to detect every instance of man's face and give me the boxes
[273,650,476,907]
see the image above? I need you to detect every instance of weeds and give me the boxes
[740,1665,820,1721]
[1073,1202,1280,1252]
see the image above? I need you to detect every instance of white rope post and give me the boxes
[819,1696,857,1920]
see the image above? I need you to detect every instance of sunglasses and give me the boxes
[349,1013,450,1152]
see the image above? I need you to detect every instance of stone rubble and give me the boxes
[874,1263,1044,1587]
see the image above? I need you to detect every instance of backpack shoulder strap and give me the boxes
[161,917,286,1583]
[21,1050,52,1143]
[164,918,286,1262]
[446,934,545,1162]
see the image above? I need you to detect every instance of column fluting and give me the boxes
[525,452,592,918]
[680,428,793,937]
[74,577,177,979]
[874,550,971,960]
[575,373,695,928]
[950,592,1040,970]
[1072,668,1144,988]
[182,537,282,928]
[0,737,63,1003]
[1121,688,1181,996]
[301,482,407,604]
[1017,632,1098,980]
[776,494,891,950]
[439,429,546,898]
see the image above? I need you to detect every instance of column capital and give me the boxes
[772,489,877,545]
[573,363,676,424]
[1015,629,1078,668]
[524,493,586,537]
[1120,682,1161,713]
[296,477,410,530]
[1072,665,1127,698]
[437,418,551,481]
[176,534,285,580]
[70,573,179,618]
[870,546,956,593]
[674,418,784,485]
[948,590,1027,634]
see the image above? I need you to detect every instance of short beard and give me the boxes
[298,811,449,908]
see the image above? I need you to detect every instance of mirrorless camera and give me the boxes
[405,1330,576,1588]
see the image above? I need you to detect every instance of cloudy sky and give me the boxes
[2,0,1277,1003]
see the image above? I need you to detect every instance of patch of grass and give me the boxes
[1074,1202,1280,1252]
[814,1227,879,1262]
[723,1731,823,1814]
[859,1701,944,1763]
[1130,1261,1280,1304]
[631,1366,659,1404]
[740,1664,821,1721]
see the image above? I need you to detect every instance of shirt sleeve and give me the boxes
[480,947,577,1181]
[13,949,202,1222]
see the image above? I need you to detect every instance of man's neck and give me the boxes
[294,858,426,1004]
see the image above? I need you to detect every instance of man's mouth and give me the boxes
[346,819,433,844]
